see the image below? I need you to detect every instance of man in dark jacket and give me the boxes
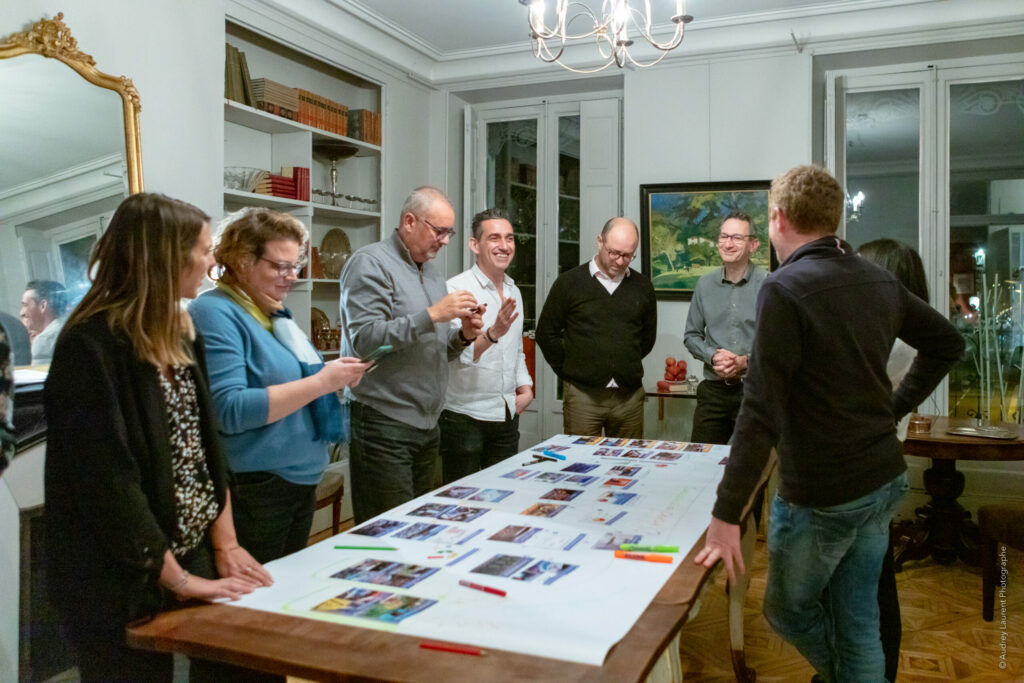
[536,217,657,438]
[696,165,963,682]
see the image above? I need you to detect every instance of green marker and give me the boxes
[334,545,398,551]
[619,544,679,553]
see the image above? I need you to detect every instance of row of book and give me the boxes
[252,166,310,202]
[347,109,382,146]
[225,44,255,107]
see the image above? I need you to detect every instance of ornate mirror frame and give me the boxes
[0,12,143,192]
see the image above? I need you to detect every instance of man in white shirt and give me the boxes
[440,208,534,483]
[20,280,66,365]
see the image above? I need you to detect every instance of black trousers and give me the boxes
[439,408,520,484]
[690,379,744,445]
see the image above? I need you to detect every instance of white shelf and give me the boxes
[223,188,308,210]
[310,278,341,285]
[224,100,381,157]
[311,203,381,219]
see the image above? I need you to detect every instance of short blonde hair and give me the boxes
[215,208,308,286]
[769,165,843,235]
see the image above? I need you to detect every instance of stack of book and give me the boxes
[297,89,348,136]
[252,78,299,120]
[225,43,255,106]
[254,172,297,200]
[281,166,310,202]
[347,109,381,145]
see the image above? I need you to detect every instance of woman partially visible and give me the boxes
[859,237,931,683]
[44,193,273,681]
[190,208,369,563]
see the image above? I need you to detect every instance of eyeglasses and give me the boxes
[259,256,306,277]
[601,242,636,262]
[419,216,456,240]
[718,233,753,244]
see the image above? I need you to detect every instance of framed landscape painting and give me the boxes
[639,180,772,300]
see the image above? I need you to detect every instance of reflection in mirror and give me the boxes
[0,13,143,366]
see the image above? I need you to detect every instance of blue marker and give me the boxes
[542,449,567,461]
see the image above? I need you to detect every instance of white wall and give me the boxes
[623,52,812,439]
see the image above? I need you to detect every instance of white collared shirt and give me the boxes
[445,264,532,422]
[590,257,629,294]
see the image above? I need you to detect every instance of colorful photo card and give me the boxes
[573,435,604,445]
[392,522,446,541]
[534,472,568,483]
[471,553,534,578]
[351,519,408,537]
[684,442,713,452]
[628,439,655,448]
[566,474,599,486]
[562,462,599,474]
[602,477,635,488]
[489,525,542,544]
[541,487,584,502]
[521,502,566,518]
[653,440,686,451]
[621,449,650,459]
[437,485,478,499]
[593,448,624,458]
[502,468,539,481]
[600,437,629,447]
[468,488,513,503]
[598,491,637,505]
[607,465,641,477]
[331,559,439,589]
[512,560,579,585]
[593,532,642,550]
[408,503,454,518]
[313,588,437,623]
[438,505,489,523]
[650,451,683,462]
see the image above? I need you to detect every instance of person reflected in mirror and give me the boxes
[440,208,534,483]
[536,217,657,438]
[684,211,766,445]
[0,318,13,476]
[44,193,274,682]
[858,237,931,683]
[20,279,66,365]
[340,186,484,524]
[190,208,370,564]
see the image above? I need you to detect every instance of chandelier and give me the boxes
[519,0,693,74]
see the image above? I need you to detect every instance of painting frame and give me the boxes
[640,180,772,300]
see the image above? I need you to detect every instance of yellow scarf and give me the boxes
[216,281,272,332]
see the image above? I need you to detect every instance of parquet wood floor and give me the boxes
[677,541,1023,682]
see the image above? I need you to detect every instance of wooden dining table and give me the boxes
[894,416,1024,569]
[127,454,777,682]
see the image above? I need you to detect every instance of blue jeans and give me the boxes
[439,409,520,484]
[231,471,317,564]
[350,402,439,524]
[763,472,908,683]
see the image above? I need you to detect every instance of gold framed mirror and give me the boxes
[0,12,142,192]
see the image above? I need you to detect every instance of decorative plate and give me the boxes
[320,228,352,279]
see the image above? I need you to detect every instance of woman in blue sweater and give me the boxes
[190,208,369,563]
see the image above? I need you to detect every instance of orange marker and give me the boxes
[614,550,673,563]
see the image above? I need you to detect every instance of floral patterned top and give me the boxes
[158,365,220,556]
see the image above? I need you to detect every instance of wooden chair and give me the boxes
[314,470,345,536]
[978,503,1024,621]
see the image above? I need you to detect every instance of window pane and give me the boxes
[486,120,538,332]
[843,89,921,251]
[948,78,1024,421]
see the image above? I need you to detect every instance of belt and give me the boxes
[722,377,744,387]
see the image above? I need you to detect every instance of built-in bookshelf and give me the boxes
[223,21,383,350]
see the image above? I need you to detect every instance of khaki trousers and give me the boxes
[562,381,645,438]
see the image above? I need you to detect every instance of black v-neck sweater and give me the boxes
[536,263,657,390]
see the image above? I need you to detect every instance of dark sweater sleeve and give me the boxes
[640,279,657,358]
[891,290,965,420]
[45,323,170,573]
[712,281,801,524]
[536,272,569,377]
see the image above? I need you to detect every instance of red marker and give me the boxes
[614,550,673,563]
[420,641,485,656]
[458,579,507,597]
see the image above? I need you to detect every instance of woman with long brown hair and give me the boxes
[44,193,272,681]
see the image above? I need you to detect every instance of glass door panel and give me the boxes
[485,119,539,332]
[843,88,921,251]
[946,78,1024,421]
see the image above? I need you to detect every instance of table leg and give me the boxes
[891,459,980,570]
[728,516,756,683]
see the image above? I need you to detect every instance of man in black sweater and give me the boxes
[536,217,657,438]
[695,166,963,682]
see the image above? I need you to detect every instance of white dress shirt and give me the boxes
[445,264,532,422]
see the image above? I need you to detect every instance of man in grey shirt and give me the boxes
[683,211,766,444]
[341,186,484,523]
